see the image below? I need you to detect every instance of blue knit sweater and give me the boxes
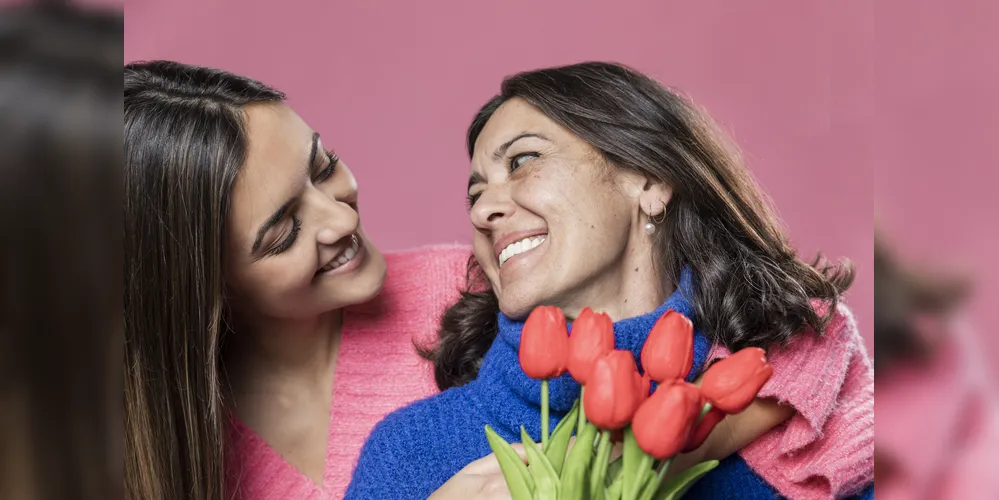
[344,274,805,499]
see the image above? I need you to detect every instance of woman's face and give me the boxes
[224,103,386,321]
[467,98,664,320]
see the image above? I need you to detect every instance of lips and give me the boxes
[317,234,359,274]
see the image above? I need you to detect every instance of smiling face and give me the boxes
[467,98,666,320]
[223,103,386,322]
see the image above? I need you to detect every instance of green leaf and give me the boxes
[606,473,624,500]
[588,430,613,500]
[521,426,561,500]
[637,467,661,500]
[545,398,579,475]
[605,455,623,487]
[559,421,599,500]
[654,460,719,500]
[622,428,653,500]
[484,425,534,500]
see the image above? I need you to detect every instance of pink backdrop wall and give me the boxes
[873,0,999,362]
[125,0,875,349]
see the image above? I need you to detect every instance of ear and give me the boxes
[638,181,672,219]
[615,170,672,218]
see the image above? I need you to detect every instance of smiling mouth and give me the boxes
[499,234,547,267]
[317,234,360,274]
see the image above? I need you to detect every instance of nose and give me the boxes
[470,185,515,231]
[311,191,359,247]
[330,163,359,207]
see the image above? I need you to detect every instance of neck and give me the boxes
[559,246,672,322]
[226,309,344,383]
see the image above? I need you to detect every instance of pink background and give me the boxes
[873,0,999,364]
[125,0,875,350]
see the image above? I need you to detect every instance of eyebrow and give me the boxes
[250,132,320,255]
[468,132,549,192]
[491,132,548,162]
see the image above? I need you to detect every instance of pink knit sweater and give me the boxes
[226,245,470,500]
[709,302,875,499]
[226,245,873,499]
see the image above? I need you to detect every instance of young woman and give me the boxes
[347,62,874,499]
[124,61,469,499]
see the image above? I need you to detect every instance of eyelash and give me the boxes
[271,217,302,255]
[466,151,539,209]
[315,150,339,183]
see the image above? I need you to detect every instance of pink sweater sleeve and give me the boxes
[707,303,874,499]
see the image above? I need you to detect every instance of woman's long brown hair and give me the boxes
[124,61,283,500]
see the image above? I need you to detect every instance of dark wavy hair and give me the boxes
[421,62,854,390]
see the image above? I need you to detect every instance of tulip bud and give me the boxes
[700,347,773,414]
[640,309,694,383]
[583,351,641,430]
[567,307,615,384]
[632,382,702,460]
[519,306,569,379]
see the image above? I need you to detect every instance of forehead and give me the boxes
[229,103,313,240]
[242,102,313,179]
[472,98,559,159]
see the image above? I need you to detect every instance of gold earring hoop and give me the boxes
[652,201,667,224]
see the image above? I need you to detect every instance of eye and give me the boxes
[314,150,339,183]
[510,152,539,171]
[466,191,481,211]
[270,217,302,255]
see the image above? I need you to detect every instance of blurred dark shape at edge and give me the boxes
[0,1,122,499]
[874,228,972,376]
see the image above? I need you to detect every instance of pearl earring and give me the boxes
[644,200,656,234]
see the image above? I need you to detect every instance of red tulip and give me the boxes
[700,347,773,414]
[682,406,726,453]
[632,381,702,460]
[567,307,615,384]
[519,306,569,379]
[634,372,652,407]
[583,350,641,430]
[640,309,694,383]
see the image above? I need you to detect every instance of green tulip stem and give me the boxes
[541,379,550,449]
[697,402,712,424]
[655,457,674,485]
[578,386,587,430]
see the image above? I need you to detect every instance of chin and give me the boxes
[496,288,540,321]
[318,249,387,311]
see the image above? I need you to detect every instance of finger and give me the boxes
[481,476,513,500]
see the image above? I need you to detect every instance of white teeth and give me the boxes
[498,235,546,267]
[320,235,361,273]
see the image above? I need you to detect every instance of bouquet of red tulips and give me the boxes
[484,306,773,500]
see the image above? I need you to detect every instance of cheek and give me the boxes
[229,255,316,308]
[513,167,576,219]
[473,235,496,273]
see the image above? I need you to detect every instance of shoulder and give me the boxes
[383,244,472,280]
[812,299,862,344]
[384,244,471,298]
